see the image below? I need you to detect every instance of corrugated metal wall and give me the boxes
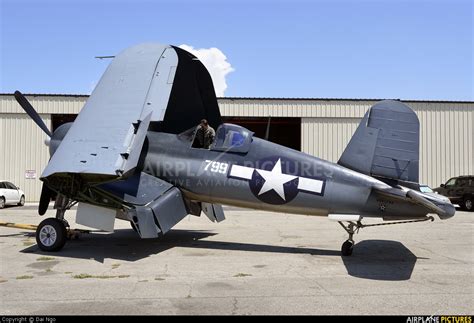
[0,114,51,201]
[1,95,473,201]
[0,94,85,114]
[0,95,86,202]
[221,98,474,187]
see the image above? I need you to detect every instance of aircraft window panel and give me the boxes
[224,131,245,147]
[211,123,253,153]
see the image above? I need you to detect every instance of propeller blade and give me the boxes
[14,91,52,137]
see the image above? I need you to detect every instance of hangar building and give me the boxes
[0,93,473,202]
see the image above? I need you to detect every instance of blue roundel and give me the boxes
[248,156,300,205]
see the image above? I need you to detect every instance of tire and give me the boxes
[463,197,473,212]
[18,195,25,206]
[0,197,5,209]
[341,240,354,256]
[36,218,67,252]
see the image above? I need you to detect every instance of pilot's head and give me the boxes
[200,119,209,129]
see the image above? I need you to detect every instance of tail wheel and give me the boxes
[464,197,473,212]
[18,195,25,206]
[341,240,354,256]
[36,218,67,252]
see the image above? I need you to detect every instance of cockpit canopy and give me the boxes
[210,123,253,153]
[179,123,253,153]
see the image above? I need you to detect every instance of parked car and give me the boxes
[434,176,474,211]
[0,181,26,208]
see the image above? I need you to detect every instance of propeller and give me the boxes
[14,91,52,137]
[13,90,65,215]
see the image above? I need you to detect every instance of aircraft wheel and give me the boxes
[36,218,67,252]
[341,240,354,256]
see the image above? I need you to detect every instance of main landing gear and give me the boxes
[36,195,77,252]
[338,216,435,257]
[36,218,68,252]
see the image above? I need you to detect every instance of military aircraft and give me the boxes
[14,43,455,256]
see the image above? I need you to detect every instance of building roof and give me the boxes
[0,93,473,104]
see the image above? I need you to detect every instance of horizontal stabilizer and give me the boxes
[338,100,420,182]
[373,186,455,219]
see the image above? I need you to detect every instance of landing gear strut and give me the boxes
[338,216,435,257]
[36,195,76,252]
[338,221,360,256]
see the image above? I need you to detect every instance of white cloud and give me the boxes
[179,44,234,97]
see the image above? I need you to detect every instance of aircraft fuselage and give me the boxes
[144,130,430,220]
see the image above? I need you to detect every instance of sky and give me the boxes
[0,0,472,100]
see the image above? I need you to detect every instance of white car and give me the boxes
[0,181,25,208]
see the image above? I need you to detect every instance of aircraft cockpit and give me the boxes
[210,123,253,153]
[179,123,253,153]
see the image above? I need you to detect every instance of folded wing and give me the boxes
[41,43,222,189]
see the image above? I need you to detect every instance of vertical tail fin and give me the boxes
[338,100,420,182]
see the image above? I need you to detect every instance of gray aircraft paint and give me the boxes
[143,129,441,220]
[42,43,176,179]
[13,42,455,253]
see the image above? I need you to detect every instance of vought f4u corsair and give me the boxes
[15,43,455,256]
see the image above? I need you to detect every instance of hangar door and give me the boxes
[222,117,301,151]
[52,114,77,131]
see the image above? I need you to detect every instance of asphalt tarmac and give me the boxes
[0,205,472,315]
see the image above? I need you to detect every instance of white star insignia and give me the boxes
[228,159,325,202]
[255,158,297,201]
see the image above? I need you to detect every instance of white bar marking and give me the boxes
[229,165,254,180]
[328,214,362,222]
[297,177,323,193]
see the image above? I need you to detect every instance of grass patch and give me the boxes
[45,268,52,273]
[16,275,34,280]
[233,273,252,278]
[73,273,93,279]
[0,279,7,283]
[155,277,165,281]
[64,272,72,274]
[111,263,121,269]
[73,273,130,279]
[37,256,55,261]
[21,238,35,246]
